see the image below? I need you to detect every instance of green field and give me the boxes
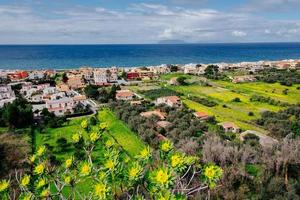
[164,78,300,133]
[35,109,144,159]
[98,109,145,156]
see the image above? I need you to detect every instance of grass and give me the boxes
[35,109,144,159]
[34,109,145,196]
[98,109,145,157]
[165,79,300,133]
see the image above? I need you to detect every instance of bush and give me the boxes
[188,96,218,107]
[232,97,241,102]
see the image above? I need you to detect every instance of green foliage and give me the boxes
[0,121,222,199]
[187,95,218,107]
[257,68,300,86]
[0,98,33,129]
[140,88,182,100]
[250,95,290,106]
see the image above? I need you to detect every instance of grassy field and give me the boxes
[98,109,145,156]
[161,77,300,133]
[35,109,144,159]
[34,109,145,196]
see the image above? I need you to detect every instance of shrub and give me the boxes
[0,120,222,199]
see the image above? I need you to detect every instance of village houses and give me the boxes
[156,96,182,107]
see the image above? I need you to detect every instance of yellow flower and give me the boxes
[72,133,81,143]
[40,189,50,197]
[99,122,107,130]
[34,163,45,175]
[81,120,88,129]
[36,178,46,189]
[155,169,169,185]
[128,163,142,181]
[94,182,108,199]
[204,166,216,180]
[65,157,73,168]
[29,155,36,163]
[161,140,173,152]
[80,162,91,176]
[105,139,114,148]
[37,146,46,156]
[137,146,151,160]
[90,132,100,142]
[104,159,115,170]
[0,179,9,192]
[21,175,30,187]
[203,165,223,188]
[170,154,184,168]
[64,176,71,184]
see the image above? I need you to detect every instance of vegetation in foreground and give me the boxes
[0,119,223,199]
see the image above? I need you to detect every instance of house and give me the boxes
[94,70,108,85]
[56,83,70,92]
[116,90,135,100]
[0,85,16,107]
[126,72,139,80]
[28,71,45,80]
[157,121,172,128]
[67,76,84,89]
[8,71,28,81]
[20,82,33,95]
[73,95,87,105]
[193,111,210,121]
[156,96,181,107]
[46,97,74,116]
[140,110,166,120]
[218,122,240,133]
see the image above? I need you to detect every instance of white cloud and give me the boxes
[232,30,247,37]
[0,3,299,44]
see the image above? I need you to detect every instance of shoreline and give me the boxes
[0,57,300,71]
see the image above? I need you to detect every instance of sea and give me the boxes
[1,43,300,70]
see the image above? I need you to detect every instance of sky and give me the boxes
[0,0,300,44]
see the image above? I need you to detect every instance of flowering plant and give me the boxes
[0,118,222,199]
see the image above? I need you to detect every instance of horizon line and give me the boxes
[1,41,300,46]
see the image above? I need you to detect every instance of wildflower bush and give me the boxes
[0,119,222,199]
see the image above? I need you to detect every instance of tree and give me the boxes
[2,98,33,129]
[204,65,220,79]
[62,73,68,83]
[84,85,99,99]
[177,76,187,85]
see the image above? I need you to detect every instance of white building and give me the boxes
[156,96,182,107]
[0,85,16,107]
[28,71,45,80]
[94,70,108,85]
[46,97,74,116]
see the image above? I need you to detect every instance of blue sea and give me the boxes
[1,43,300,70]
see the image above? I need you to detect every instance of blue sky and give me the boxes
[0,0,300,44]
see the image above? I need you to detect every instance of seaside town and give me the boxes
[0,59,299,120]
[1,58,300,199]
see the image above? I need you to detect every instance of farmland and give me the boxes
[132,75,300,133]
[170,79,300,132]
